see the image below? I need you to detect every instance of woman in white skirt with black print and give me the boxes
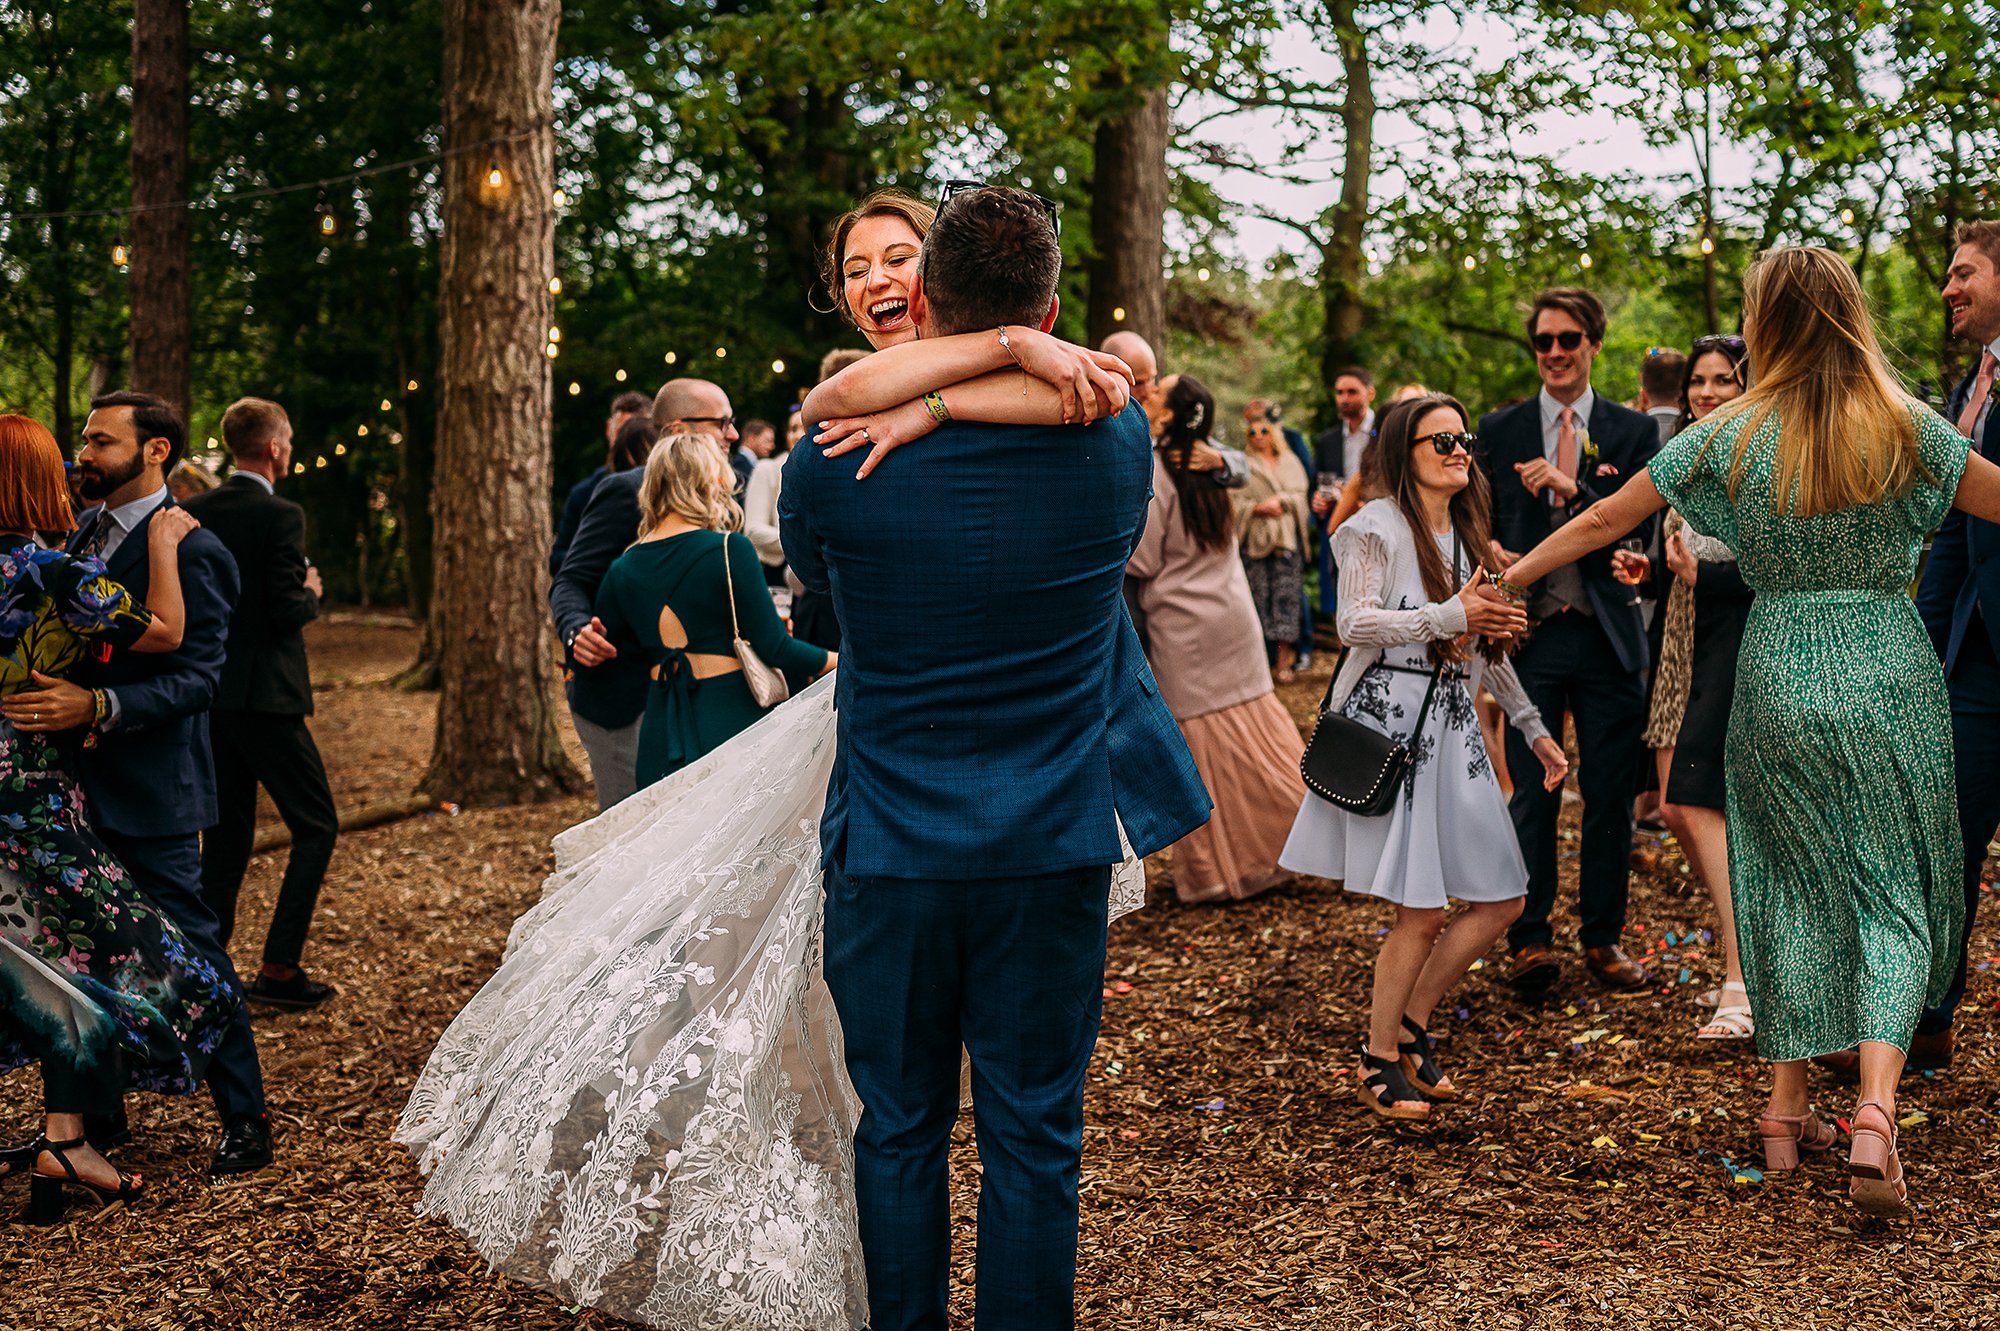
[1281,394,1569,1122]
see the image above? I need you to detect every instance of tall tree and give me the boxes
[128,0,190,419]
[422,0,581,804]
[1087,87,1171,349]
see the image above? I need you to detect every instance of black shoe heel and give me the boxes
[24,1135,142,1227]
[1398,1015,1458,1102]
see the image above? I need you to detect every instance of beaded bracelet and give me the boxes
[1487,572,1530,605]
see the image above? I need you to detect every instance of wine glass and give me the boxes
[1612,537,1650,589]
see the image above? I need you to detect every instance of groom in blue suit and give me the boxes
[782,186,1208,1331]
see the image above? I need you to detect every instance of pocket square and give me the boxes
[1594,463,1620,478]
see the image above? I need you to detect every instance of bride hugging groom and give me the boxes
[398,184,1211,1331]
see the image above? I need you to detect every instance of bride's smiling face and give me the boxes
[842,214,923,348]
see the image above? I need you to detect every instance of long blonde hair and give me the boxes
[1703,245,1924,515]
[638,432,742,535]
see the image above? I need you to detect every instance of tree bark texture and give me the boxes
[422,0,581,804]
[1086,87,1169,351]
[1318,0,1373,398]
[128,0,190,421]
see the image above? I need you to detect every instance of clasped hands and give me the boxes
[1515,458,1578,503]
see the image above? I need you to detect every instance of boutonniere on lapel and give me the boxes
[1579,432,1601,474]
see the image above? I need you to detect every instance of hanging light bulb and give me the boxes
[1840,206,1856,225]
[1579,252,1593,269]
[771,359,786,375]
[380,398,393,412]
[335,443,348,456]
[111,240,130,267]
[293,462,306,475]
[568,381,582,396]
[548,326,562,343]
[546,343,560,359]
[357,424,369,437]
[1700,236,1716,255]
[614,368,627,382]
[548,277,563,295]
[552,188,569,208]
[1112,306,1127,322]
[715,347,727,359]
[1196,267,1211,282]
[487,163,506,189]
[406,379,419,392]
[317,205,336,236]
[1463,255,1477,271]
[315,455,328,469]
[664,351,678,365]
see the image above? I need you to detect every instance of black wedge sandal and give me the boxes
[27,1136,144,1226]
[1398,1016,1458,1102]
[1356,1048,1432,1122]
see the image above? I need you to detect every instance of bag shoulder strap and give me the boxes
[720,534,745,642]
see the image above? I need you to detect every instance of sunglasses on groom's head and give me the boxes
[937,179,1061,237]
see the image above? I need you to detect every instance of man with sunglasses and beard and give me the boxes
[1478,287,1661,996]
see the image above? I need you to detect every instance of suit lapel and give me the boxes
[106,495,174,581]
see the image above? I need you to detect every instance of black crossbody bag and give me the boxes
[1299,530,1456,816]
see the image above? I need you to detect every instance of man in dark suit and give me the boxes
[1479,288,1661,995]
[1907,219,2000,1073]
[1312,366,1378,618]
[549,389,651,575]
[184,396,340,1012]
[783,186,1209,1331]
[4,391,271,1175]
[550,378,739,809]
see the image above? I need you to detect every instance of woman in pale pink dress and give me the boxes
[1127,375,1307,903]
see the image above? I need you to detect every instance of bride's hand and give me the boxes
[817,398,938,479]
[1007,329,1133,424]
[1532,735,1569,791]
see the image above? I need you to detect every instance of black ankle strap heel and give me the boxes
[1356,1046,1432,1122]
[28,1134,144,1227]
[1398,1015,1458,1102]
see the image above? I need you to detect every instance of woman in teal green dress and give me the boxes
[596,432,833,788]
[1494,247,2000,1217]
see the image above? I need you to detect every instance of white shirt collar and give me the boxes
[1344,408,1375,439]
[105,484,170,534]
[234,469,275,493]
[1984,336,2000,364]
[1539,386,1595,432]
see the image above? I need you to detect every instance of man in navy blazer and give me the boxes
[1909,220,2000,1071]
[782,186,1207,1331]
[9,391,271,1176]
[1478,288,1660,995]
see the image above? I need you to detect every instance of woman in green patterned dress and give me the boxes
[0,414,241,1222]
[1492,247,2000,1216]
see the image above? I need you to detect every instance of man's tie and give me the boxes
[77,516,112,561]
[1552,406,1578,506]
[1957,350,1996,441]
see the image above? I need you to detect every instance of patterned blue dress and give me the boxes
[0,542,240,1094]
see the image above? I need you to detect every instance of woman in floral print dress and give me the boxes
[0,414,239,1215]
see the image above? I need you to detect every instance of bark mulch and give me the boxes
[5,620,1998,1329]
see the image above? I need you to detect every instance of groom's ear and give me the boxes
[907,269,930,332]
[1038,294,1060,334]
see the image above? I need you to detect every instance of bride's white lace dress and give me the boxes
[395,675,1146,1328]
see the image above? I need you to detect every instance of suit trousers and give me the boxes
[570,710,642,811]
[823,856,1111,1331]
[202,710,338,966]
[98,828,266,1123]
[1503,611,1646,952]
[1918,624,2000,1035]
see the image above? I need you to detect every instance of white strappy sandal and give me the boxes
[1696,981,1755,1040]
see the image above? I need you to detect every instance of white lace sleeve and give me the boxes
[1332,518,1469,648]
[1483,655,1552,746]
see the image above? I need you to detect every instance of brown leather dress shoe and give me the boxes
[1583,945,1650,990]
[1909,1028,1955,1071]
[1509,944,1561,990]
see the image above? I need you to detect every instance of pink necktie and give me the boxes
[1553,407,1578,505]
[1958,351,1997,439]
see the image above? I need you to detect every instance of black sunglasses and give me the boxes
[1531,331,1587,353]
[1692,333,1747,353]
[1415,431,1477,455]
[938,179,1061,236]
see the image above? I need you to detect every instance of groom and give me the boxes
[782,186,1206,1331]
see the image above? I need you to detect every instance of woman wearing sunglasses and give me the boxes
[1281,395,1567,1121]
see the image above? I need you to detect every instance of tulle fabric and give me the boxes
[397,675,1145,1328]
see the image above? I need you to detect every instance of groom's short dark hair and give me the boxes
[919,187,1060,336]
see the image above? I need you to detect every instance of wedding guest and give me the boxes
[1128,375,1306,902]
[0,415,241,1217]
[1903,218,2000,1074]
[39,391,271,1175]
[551,390,651,575]
[594,433,831,787]
[1497,245,2000,1214]
[1638,347,1687,444]
[1637,336,1753,1039]
[743,416,792,586]
[1101,330,1160,406]
[1313,367,1379,615]
[166,458,219,501]
[1479,287,1660,994]
[550,380,741,810]
[1235,412,1310,682]
[1280,395,1559,1120]
[183,397,340,1012]
[1246,400,1318,670]
[784,403,807,454]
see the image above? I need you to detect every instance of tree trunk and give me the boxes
[1086,87,1170,351]
[420,0,581,803]
[128,0,190,421]
[1317,0,1374,400]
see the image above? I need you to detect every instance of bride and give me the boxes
[396,187,1147,1329]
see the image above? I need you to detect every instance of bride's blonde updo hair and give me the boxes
[638,432,743,535]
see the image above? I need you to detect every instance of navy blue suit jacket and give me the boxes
[1916,365,2000,676]
[780,401,1209,880]
[68,496,239,838]
[549,464,608,576]
[548,469,651,730]
[1478,393,1660,673]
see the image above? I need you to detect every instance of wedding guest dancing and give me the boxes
[0,415,241,1220]
[1280,395,1562,1120]
[1494,246,2000,1215]
[1235,411,1311,683]
[1479,287,1661,995]
[1127,375,1305,903]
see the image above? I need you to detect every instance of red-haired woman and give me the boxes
[0,414,239,1222]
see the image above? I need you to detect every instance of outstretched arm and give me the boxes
[1502,469,1668,589]
[802,326,1131,427]
[814,370,1133,478]
[1951,450,2000,526]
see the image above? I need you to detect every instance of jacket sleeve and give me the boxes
[551,476,639,643]
[110,531,236,731]
[778,448,828,595]
[266,502,321,633]
[1917,508,1969,652]
[549,479,593,576]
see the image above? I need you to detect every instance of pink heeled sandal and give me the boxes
[1758,1107,1840,1172]
[1847,1100,1907,1216]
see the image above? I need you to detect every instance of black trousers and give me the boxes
[44,1049,121,1116]
[201,710,338,967]
[1919,623,2000,1035]
[1504,611,1646,952]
